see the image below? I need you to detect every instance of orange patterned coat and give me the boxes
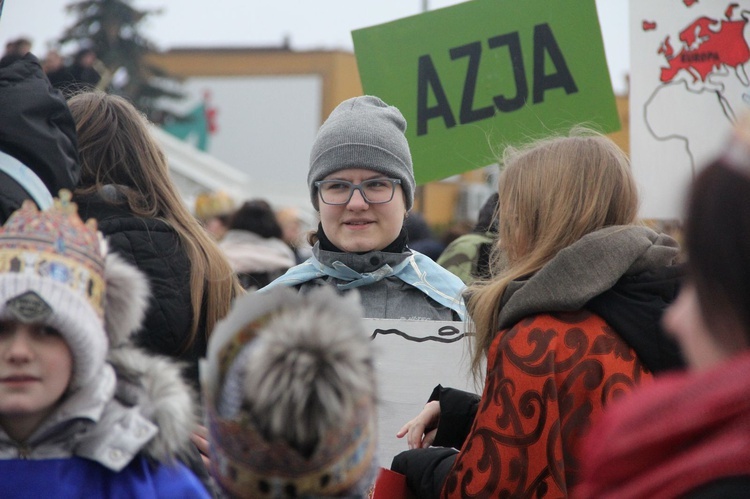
[441,310,652,498]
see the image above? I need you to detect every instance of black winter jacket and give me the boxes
[75,189,205,390]
[0,53,79,222]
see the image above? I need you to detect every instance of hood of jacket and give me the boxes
[497,225,683,372]
[0,53,79,196]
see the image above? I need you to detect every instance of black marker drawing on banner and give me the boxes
[371,324,472,343]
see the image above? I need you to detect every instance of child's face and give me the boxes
[0,321,73,442]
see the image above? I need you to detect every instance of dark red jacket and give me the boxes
[577,352,750,499]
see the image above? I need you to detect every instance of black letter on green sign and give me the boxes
[532,23,578,103]
[417,54,456,136]
[450,42,494,124]
[488,32,528,112]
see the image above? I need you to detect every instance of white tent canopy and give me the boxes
[149,124,253,210]
[151,125,316,217]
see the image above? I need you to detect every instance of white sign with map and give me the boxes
[364,319,480,468]
[630,0,750,219]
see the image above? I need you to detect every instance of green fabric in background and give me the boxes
[353,0,620,184]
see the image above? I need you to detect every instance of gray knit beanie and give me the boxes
[308,95,415,211]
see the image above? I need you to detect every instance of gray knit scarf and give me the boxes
[497,225,680,330]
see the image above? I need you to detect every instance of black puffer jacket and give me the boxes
[0,53,79,222]
[75,188,205,390]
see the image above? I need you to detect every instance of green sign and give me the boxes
[352,0,620,184]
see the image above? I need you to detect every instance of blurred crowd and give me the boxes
[2,37,102,95]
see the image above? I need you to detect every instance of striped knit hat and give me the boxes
[202,287,378,498]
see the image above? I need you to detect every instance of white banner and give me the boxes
[364,319,481,467]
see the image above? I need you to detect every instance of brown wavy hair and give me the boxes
[68,91,242,351]
[467,128,639,378]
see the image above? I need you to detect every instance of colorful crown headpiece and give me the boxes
[0,190,106,317]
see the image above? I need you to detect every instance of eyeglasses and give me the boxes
[314,178,401,205]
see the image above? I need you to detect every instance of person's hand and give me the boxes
[396,400,441,449]
[191,424,210,469]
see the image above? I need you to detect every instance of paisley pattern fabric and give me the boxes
[441,311,652,498]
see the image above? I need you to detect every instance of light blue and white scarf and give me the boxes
[262,248,467,320]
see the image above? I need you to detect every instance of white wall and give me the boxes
[182,75,323,210]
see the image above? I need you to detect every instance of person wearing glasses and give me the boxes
[262,95,466,321]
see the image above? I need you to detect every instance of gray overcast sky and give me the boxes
[0,0,629,93]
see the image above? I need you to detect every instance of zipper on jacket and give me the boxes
[17,443,31,459]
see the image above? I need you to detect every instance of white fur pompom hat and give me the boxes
[0,190,149,389]
[202,286,378,498]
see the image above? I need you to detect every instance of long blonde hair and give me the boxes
[467,128,639,376]
[68,91,242,351]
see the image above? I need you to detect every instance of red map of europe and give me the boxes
[658,3,750,83]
